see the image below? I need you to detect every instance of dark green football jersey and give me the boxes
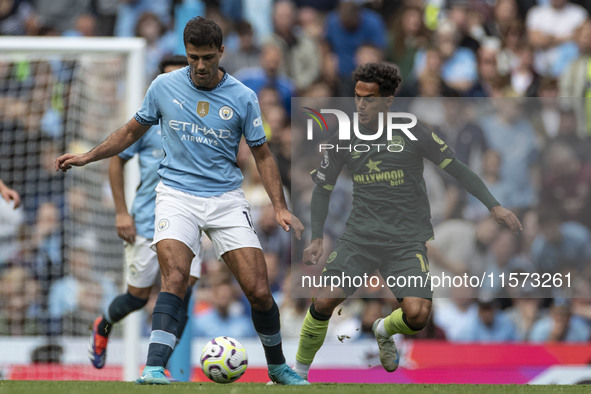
[311,121,456,243]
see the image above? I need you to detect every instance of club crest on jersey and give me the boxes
[219,105,234,120]
[197,101,209,117]
[157,219,170,231]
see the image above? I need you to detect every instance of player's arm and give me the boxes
[442,159,522,234]
[55,118,150,172]
[304,182,333,265]
[0,179,20,209]
[250,142,303,239]
[109,155,136,244]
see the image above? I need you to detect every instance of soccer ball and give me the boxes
[200,336,248,383]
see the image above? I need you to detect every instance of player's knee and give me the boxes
[402,299,432,329]
[244,286,272,310]
[312,298,339,317]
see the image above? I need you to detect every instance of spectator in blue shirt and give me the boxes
[325,0,386,94]
[530,299,590,342]
[459,298,517,342]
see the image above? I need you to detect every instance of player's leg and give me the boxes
[221,247,308,385]
[176,248,203,343]
[137,183,200,385]
[294,288,347,380]
[295,239,373,379]
[89,236,157,369]
[373,243,433,372]
[205,188,308,385]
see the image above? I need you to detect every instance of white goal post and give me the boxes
[0,36,145,382]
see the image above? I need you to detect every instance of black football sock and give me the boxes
[251,300,285,366]
[146,292,182,367]
[100,291,148,337]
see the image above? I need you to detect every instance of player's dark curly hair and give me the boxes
[183,17,223,50]
[352,63,402,97]
[158,55,188,74]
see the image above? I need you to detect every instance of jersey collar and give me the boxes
[186,67,228,91]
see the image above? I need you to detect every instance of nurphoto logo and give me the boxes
[303,107,419,153]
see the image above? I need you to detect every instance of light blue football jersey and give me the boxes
[119,126,164,239]
[134,66,266,197]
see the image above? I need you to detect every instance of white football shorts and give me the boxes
[125,235,202,288]
[152,182,262,260]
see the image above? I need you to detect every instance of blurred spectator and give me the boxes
[220,21,261,74]
[559,19,591,96]
[465,38,503,97]
[114,0,172,38]
[0,0,37,35]
[558,19,591,137]
[463,150,513,221]
[0,266,40,335]
[510,44,542,97]
[325,0,386,94]
[48,234,117,335]
[526,0,587,76]
[459,298,517,342]
[444,0,483,53]
[267,0,321,91]
[193,280,256,338]
[255,203,291,267]
[479,99,538,212]
[134,12,175,81]
[530,298,590,342]
[242,0,273,44]
[539,142,591,228]
[506,294,543,341]
[496,19,525,76]
[62,14,97,37]
[294,0,338,11]
[279,271,309,339]
[433,286,478,341]
[485,0,520,41]
[528,78,559,142]
[386,4,430,83]
[428,217,500,291]
[235,42,296,113]
[531,208,591,274]
[93,0,118,36]
[438,98,488,172]
[414,20,477,93]
[33,0,92,34]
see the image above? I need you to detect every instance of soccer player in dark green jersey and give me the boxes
[294,63,522,378]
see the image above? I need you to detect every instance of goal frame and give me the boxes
[0,36,145,382]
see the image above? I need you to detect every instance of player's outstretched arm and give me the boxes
[443,159,522,234]
[55,118,150,172]
[250,142,303,239]
[0,179,21,209]
[109,156,136,244]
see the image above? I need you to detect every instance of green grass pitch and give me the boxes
[0,382,590,394]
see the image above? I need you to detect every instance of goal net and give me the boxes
[0,37,145,381]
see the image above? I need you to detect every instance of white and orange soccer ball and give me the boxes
[200,336,248,383]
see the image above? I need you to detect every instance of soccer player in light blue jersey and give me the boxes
[56,17,308,385]
[88,56,202,370]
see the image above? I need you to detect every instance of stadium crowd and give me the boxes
[0,0,590,351]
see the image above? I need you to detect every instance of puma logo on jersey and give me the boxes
[172,99,185,109]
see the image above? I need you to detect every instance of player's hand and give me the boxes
[275,208,304,240]
[0,185,21,209]
[490,205,522,235]
[303,238,323,265]
[55,153,90,172]
[116,212,136,244]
